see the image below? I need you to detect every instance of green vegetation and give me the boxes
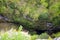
[38,33,49,39]
[0,26,31,40]
[0,26,53,40]
[31,35,38,40]
[0,0,60,30]
[52,32,60,37]
[0,31,30,40]
[0,0,60,40]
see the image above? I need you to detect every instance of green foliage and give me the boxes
[49,2,60,26]
[0,0,60,32]
[40,0,48,7]
[0,32,31,40]
[0,27,31,40]
[18,25,23,31]
[38,13,49,20]
[0,0,48,20]
[48,37,53,40]
[38,33,49,39]
[31,35,38,40]
[52,32,60,38]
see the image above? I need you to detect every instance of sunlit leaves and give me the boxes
[24,7,30,15]
[53,32,60,37]
[0,6,7,13]
[40,0,48,7]
[40,0,46,3]
[50,3,60,13]
[9,0,20,3]
[49,1,60,26]
[42,2,48,7]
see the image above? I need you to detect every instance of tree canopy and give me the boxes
[0,0,60,30]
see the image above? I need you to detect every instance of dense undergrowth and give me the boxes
[0,26,31,40]
[0,0,60,40]
[0,25,59,40]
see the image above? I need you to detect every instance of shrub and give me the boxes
[38,33,49,39]
[31,35,38,40]
[52,32,60,38]
[0,26,31,40]
[48,37,53,40]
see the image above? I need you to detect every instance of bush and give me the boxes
[38,13,49,20]
[38,33,49,39]
[31,35,38,40]
[52,32,60,38]
[0,26,31,40]
[48,37,53,40]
